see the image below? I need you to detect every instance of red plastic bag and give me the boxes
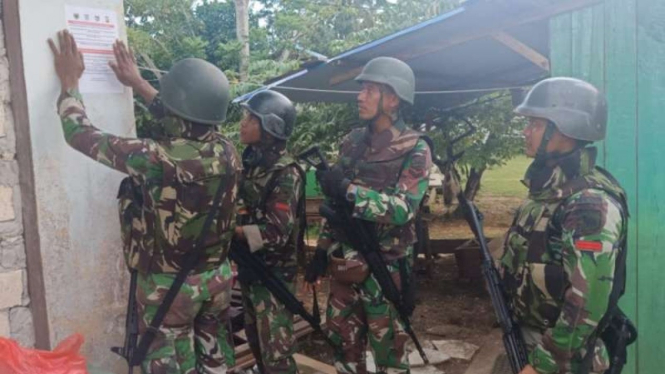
[0,333,88,374]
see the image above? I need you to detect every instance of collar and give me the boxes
[522,147,597,201]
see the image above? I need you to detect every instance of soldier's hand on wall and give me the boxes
[47,30,84,93]
[109,40,158,103]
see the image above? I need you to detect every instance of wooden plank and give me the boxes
[492,31,550,71]
[549,12,573,76]
[636,0,665,372]
[603,1,638,372]
[294,353,337,374]
[2,0,51,350]
[330,0,603,86]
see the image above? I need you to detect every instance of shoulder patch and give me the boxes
[575,240,603,252]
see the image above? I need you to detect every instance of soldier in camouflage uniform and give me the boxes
[232,90,304,374]
[307,57,432,374]
[502,77,629,374]
[49,31,240,373]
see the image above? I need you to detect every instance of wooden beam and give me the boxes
[3,0,51,350]
[329,0,600,86]
[294,354,337,374]
[492,31,550,71]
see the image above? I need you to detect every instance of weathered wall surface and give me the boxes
[16,0,134,370]
[0,0,35,348]
[551,1,665,373]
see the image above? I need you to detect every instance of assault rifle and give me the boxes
[454,189,528,374]
[426,113,528,374]
[229,239,341,355]
[111,269,139,374]
[298,147,429,364]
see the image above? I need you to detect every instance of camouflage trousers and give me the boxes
[240,271,297,374]
[521,326,607,374]
[326,260,410,374]
[136,260,235,374]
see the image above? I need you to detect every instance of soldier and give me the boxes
[306,57,432,374]
[48,30,240,373]
[502,77,629,374]
[232,90,304,374]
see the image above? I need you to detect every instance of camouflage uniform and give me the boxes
[318,120,432,374]
[236,146,304,374]
[500,147,628,374]
[58,91,241,374]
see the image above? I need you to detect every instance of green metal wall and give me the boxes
[550,1,665,373]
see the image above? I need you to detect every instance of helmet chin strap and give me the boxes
[368,90,385,125]
[368,89,399,128]
[534,121,556,165]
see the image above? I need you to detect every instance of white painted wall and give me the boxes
[18,0,133,371]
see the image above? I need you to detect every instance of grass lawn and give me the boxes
[477,155,531,198]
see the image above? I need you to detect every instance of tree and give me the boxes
[234,0,250,81]
[123,0,525,203]
[425,92,526,206]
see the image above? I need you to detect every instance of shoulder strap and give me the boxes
[130,144,235,366]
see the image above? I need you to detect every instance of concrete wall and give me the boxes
[0,0,35,348]
[16,0,134,370]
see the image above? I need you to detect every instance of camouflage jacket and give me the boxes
[59,91,241,274]
[500,147,628,374]
[318,119,432,262]
[237,146,304,277]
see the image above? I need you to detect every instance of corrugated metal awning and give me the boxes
[234,0,601,111]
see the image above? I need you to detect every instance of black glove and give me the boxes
[237,265,258,285]
[305,246,329,283]
[316,166,350,200]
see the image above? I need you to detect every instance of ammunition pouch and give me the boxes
[329,251,369,285]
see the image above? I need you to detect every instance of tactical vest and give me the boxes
[338,126,424,261]
[502,167,628,330]
[117,134,239,274]
[237,154,305,274]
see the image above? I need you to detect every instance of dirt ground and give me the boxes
[297,194,522,373]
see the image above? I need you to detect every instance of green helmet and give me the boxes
[241,90,296,140]
[159,58,230,126]
[515,77,607,142]
[355,57,416,105]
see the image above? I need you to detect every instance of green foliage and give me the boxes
[123,0,523,193]
[426,91,526,188]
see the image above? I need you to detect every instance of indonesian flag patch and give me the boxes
[274,202,290,212]
[575,240,603,252]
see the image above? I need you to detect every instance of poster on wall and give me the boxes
[65,5,123,93]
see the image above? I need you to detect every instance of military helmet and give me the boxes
[514,77,607,142]
[240,90,296,140]
[159,58,230,126]
[355,57,416,105]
